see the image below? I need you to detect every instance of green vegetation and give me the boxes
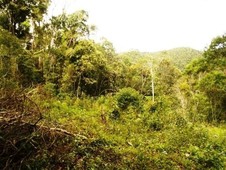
[150,47,203,70]
[118,47,202,71]
[0,1,226,169]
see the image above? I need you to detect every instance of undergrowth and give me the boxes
[1,90,226,169]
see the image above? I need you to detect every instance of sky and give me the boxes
[48,0,226,52]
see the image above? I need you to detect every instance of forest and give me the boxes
[0,0,226,169]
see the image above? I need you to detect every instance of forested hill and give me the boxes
[117,47,202,70]
[150,47,203,70]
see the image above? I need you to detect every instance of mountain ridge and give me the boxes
[117,47,203,70]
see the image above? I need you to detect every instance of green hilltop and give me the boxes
[117,47,203,70]
[150,47,203,70]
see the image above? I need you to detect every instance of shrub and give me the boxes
[149,118,164,131]
[110,109,120,120]
[44,82,58,97]
[188,144,225,169]
[115,88,143,111]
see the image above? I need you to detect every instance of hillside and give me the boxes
[150,47,203,70]
[117,47,203,70]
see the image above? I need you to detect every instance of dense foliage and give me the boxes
[0,1,225,169]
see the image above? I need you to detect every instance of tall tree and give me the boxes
[0,27,37,90]
[156,59,181,96]
[185,34,226,121]
[0,0,50,39]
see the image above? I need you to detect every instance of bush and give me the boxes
[188,144,225,169]
[110,109,120,120]
[44,82,58,97]
[115,88,143,111]
[149,118,164,131]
